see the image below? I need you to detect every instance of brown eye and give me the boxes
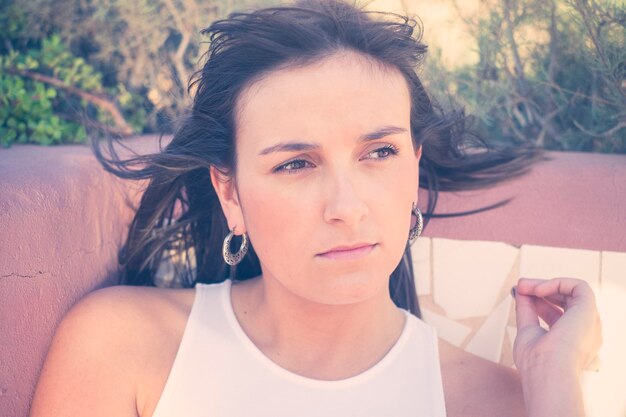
[363,145,399,160]
[273,159,315,173]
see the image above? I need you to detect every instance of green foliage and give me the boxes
[0,7,146,147]
[424,0,626,154]
[0,4,92,146]
[0,26,145,147]
[0,0,273,146]
[1,0,622,152]
[0,28,148,147]
[0,45,87,147]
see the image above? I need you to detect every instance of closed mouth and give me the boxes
[317,243,377,259]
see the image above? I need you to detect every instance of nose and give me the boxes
[322,172,369,226]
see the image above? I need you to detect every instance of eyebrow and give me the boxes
[258,125,407,156]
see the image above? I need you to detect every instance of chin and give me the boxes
[307,269,391,306]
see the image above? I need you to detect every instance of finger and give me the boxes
[532,296,564,327]
[518,289,568,310]
[518,278,595,307]
[515,278,549,293]
[514,292,540,331]
[515,279,567,306]
[537,279,596,312]
[542,294,568,309]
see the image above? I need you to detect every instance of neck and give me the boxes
[230,275,406,381]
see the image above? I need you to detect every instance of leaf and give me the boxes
[25,56,39,70]
[1,129,17,147]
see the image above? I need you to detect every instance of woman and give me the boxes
[29,1,602,416]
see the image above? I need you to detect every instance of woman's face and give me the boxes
[214,51,421,306]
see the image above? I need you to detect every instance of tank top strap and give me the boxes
[150,281,231,417]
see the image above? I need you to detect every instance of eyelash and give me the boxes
[273,144,400,174]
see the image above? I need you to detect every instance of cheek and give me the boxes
[372,175,414,251]
[370,159,419,260]
[366,156,418,211]
[238,181,313,267]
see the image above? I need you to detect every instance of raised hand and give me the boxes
[512,277,603,417]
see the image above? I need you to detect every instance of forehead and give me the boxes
[234,51,412,148]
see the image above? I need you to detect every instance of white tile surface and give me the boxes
[581,280,626,417]
[465,296,512,362]
[421,308,473,347]
[519,245,600,287]
[410,237,431,295]
[601,251,626,289]
[432,238,519,319]
[506,325,517,348]
[507,324,518,369]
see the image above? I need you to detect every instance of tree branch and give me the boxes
[574,0,626,99]
[163,0,192,89]
[6,67,134,136]
[573,120,626,137]
[502,0,527,87]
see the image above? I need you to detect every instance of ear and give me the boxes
[414,144,423,201]
[210,166,246,234]
[414,144,423,161]
[413,144,423,175]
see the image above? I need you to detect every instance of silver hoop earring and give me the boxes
[222,228,249,266]
[409,202,423,241]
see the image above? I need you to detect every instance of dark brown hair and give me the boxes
[93,0,541,317]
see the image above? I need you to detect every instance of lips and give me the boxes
[320,243,373,253]
[317,243,377,260]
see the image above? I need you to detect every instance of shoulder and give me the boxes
[30,285,196,417]
[55,285,195,360]
[438,338,527,417]
[63,284,195,332]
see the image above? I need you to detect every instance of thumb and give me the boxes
[513,286,539,330]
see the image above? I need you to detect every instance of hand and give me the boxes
[512,277,603,375]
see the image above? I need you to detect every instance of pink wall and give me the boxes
[0,139,148,417]
[1,136,624,417]
[420,151,626,252]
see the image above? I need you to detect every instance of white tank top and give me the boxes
[151,280,447,417]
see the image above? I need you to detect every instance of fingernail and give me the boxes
[510,286,517,298]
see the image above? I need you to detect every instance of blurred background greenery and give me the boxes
[0,0,624,152]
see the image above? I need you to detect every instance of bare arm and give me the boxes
[438,338,527,417]
[29,287,145,417]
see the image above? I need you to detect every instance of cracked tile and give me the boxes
[580,279,626,417]
[506,325,517,348]
[421,308,472,347]
[519,245,600,288]
[601,251,626,289]
[432,238,519,319]
[465,296,512,362]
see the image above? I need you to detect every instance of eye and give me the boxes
[273,159,315,174]
[363,144,399,160]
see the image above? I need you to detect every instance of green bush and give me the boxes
[0,0,271,147]
[0,32,145,147]
[0,36,88,146]
[1,0,622,152]
[423,0,625,154]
